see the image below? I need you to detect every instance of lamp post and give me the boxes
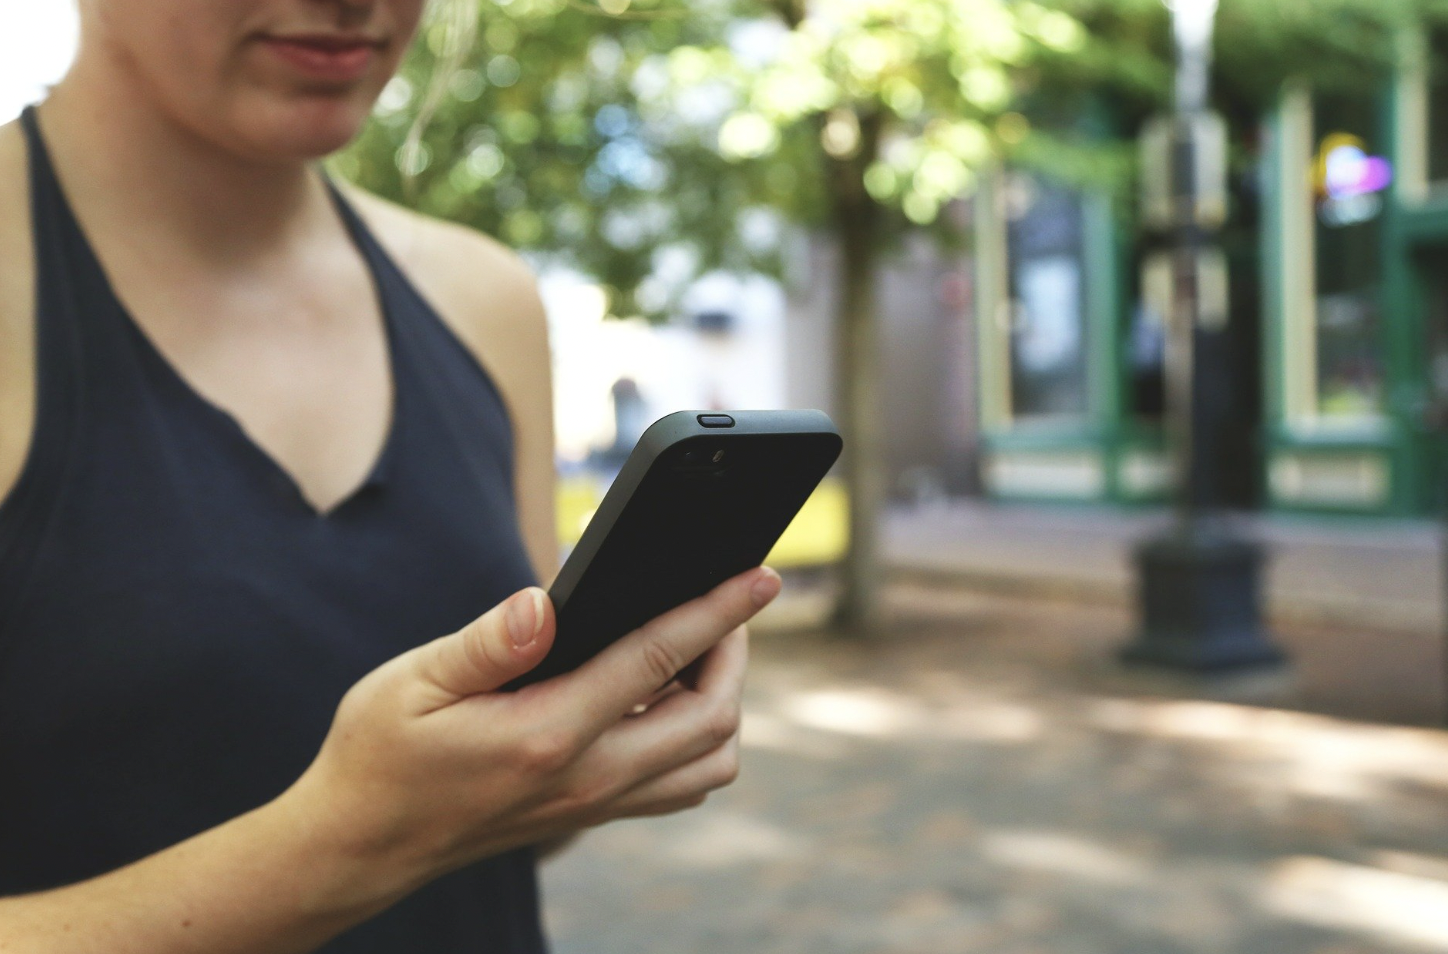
[1119,0,1288,671]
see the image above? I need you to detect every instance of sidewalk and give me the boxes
[541,583,1448,954]
[883,500,1444,634]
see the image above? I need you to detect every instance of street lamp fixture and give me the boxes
[1118,0,1288,672]
[1169,0,1218,114]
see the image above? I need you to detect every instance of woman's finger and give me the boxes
[609,792,708,820]
[631,679,685,715]
[605,734,741,819]
[575,625,748,787]
[547,567,777,740]
[690,624,749,697]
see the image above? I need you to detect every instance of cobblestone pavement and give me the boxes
[540,583,1448,954]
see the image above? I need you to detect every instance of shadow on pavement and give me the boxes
[542,580,1448,954]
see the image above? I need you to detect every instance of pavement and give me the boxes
[540,578,1448,954]
[882,500,1444,635]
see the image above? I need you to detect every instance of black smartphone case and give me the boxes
[509,409,842,688]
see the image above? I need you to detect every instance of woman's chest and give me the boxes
[0,448,537,740]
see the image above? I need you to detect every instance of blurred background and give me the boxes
[10,0,1448,950]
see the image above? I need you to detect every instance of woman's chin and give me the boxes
[229,98,376,161]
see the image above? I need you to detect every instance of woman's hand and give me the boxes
[283,565,780,894]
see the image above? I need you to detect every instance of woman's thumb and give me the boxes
[413,587,554,701]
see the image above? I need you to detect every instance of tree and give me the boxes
[339,0,1442,636]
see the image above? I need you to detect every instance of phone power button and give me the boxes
[697,414,735,428]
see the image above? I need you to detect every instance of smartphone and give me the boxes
[508,409,843,688]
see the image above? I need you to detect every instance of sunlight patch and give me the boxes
[1262,855,1448,950]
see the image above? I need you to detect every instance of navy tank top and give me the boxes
[0,105,548,952]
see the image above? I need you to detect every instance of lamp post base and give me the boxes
[1121,518,1287,672]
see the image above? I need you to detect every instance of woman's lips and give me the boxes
[259,35,382,83]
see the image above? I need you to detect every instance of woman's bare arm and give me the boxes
[0,566,773,953]
[0,781,415,954]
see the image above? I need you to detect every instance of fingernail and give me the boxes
[507,588,543,648]
[749,567,781,607]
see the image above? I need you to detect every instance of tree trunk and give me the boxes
[825,112,886,639]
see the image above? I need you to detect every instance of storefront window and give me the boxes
[1004,175,1090,421]
[1426,26,1448,186]
[1128,250,1168,421]
[1311,93,1387,418]
[1427,253,1448,415]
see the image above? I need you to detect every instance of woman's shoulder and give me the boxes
[0,118,31,318]
[335,180,551,429]
[0,118,37,508]
[335,181,545,337]
[338,179,549,382]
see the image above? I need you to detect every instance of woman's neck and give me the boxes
[38,59,326,266]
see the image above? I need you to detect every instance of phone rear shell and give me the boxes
[511,409,842,688]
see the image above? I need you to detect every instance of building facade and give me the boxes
[974,31,1448,518]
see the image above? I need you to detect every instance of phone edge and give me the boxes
[546,409,840,611]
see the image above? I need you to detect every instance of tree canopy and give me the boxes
[334,0,1446,319]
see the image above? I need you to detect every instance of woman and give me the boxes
[0,0,777,950]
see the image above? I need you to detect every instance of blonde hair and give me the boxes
[400,0,478,192]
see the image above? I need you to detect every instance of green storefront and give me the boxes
[974,30,1448,518]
